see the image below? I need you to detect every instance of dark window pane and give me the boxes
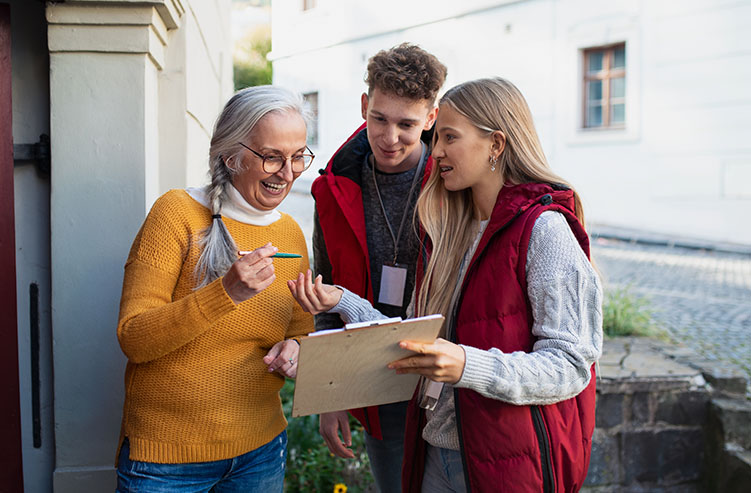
[588,51,604,73]
[588,80,603,101]
[613,45,626,68]
[612,103,625,124]
[587,104,603,127]
[611,77,625,98]
[303,92,319,146]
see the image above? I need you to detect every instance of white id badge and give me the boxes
[419,380,444,411]
[378,264,407,306]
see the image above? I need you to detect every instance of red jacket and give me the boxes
[403,182,596,492]
[311,124,433,439]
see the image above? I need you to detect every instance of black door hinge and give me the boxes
[14,133,50,176]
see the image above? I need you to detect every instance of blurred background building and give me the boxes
[271,0,751,247]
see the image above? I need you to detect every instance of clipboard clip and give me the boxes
[344,317,402,330]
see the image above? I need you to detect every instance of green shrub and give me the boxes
[233,61,272,89]
[234,30,272,89]
[602,286,656,337]
[282,380,373,492]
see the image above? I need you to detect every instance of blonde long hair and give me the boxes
[416,77,585,320]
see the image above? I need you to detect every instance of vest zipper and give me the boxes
[448,207,525,493]
[453,388,473,493]
[438,198,552,491]
[531,406,555,493]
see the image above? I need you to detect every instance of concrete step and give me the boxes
[708,397,751,491]
[717,445,751,493]
[711,397,751,450]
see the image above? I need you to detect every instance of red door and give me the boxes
[0,2,25,491]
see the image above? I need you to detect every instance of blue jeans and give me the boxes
[421,444,467,493]
[116,432,287,493]
[363,400,408,493]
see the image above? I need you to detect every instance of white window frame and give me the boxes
[582,43,627,130]
[565,20,641,145]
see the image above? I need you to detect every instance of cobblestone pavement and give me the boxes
[282,186,751,385]
[591,237,751,385]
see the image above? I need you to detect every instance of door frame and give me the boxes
[0,2,25,491]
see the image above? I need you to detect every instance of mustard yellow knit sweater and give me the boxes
[116,189,313,464]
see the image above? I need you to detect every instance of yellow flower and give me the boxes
[333,483,347,493]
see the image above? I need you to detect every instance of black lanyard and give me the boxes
[370,142,427,265]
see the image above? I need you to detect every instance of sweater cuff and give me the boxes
[329,287,386,325]
[195,277,237,323]
[456,345,500,392]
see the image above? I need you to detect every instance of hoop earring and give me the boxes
[489,155,497,172]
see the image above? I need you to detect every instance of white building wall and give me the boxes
[157,1,234,194]
[43,1,233,490]
[183,1,234,188]
[271,0,751,245]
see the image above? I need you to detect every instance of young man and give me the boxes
[311,43,447,492]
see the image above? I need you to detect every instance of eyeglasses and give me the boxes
[238,142,315,174]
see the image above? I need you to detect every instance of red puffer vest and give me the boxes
[403,182,596,492]
[311,124,433,439]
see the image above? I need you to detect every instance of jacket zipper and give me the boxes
[532,406,555,493]
[363,405,371,435]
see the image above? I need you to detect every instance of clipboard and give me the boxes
[292,314,445,417]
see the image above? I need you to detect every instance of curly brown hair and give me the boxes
[365,43,447,103]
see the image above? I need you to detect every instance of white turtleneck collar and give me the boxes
[185,184,282,226]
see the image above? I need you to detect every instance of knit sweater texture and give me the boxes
[116,189,313,464]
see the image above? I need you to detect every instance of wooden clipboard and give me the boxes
[292,314,444,417]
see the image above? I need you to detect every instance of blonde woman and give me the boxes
[290,77,602,492]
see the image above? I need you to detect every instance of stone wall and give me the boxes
[583,337,751,492]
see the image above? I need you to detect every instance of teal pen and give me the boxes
[237,251,302,258]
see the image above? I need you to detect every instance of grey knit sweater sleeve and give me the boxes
[328,286,388,325]
[455,211,603,405]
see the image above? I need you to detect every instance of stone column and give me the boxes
[46,2,183,490]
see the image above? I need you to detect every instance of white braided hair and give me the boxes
[194,85,308,287]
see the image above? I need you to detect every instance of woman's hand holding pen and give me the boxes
[222,243,277,304]
[287,269,343,315]
[388,338,466,384]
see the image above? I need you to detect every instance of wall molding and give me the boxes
[46,1,185,70]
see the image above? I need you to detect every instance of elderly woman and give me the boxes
[115,86,314,492]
